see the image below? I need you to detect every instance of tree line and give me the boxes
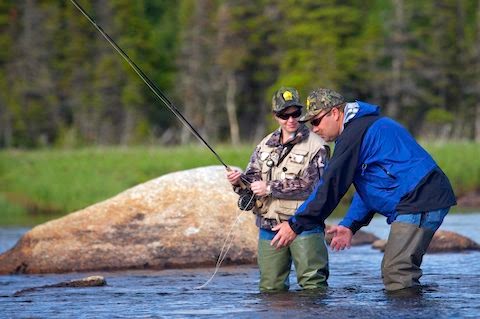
[0,0,479,148]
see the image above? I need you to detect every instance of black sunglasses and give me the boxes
[310,108,333,127]
[276,109,302,120]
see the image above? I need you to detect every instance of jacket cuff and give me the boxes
[338,218,359,235]
[288,217,304,235]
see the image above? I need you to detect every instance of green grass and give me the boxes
[422,140,480,195]
[0,145,253,226]
[0,141,478,226]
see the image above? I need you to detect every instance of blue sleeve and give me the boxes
[288,133,360,234]
[339,192,375,234]
[288,114,380,235]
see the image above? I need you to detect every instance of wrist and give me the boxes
[288,218,304,235]
[338,222,355,235]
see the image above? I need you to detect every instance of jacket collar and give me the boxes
[266,124,310,147]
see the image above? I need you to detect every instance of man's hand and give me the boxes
[251,180,268,197]
[326,225,353,251]
[226,169,242,186]
[270,221,297,249]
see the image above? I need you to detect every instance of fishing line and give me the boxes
[68,0,229,169]
[194,192,255,289]
[69,0,256,286]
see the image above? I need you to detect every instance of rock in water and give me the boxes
[371,239,388,251]
[0,166,258,274]
[13,276,106,296]
[427,230,480,253]
[371,230,480,253]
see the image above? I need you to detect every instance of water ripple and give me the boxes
[1,213,480,318]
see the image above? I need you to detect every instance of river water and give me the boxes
[1,213,479,318]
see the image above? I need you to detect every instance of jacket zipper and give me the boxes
[361,163,397,179]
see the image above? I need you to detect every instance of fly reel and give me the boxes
[238,189,256,211]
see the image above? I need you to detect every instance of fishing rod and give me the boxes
[68,0,229,169]
[69,0,255,212]
[68,2,258,288]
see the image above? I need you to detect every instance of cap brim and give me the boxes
[276,101,304,113]
[299,110,321,122]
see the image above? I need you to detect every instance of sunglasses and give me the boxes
[310,108,333,127]
[276,109,302,120]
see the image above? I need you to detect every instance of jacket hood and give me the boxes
[344,101,380,126]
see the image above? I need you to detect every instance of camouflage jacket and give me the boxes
[235,124,329,200]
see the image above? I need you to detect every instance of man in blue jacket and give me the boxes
[271,88,456,292]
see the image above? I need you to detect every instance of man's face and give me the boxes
[309,108,341,142]
[275,106,301,134]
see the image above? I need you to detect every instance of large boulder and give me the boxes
[372,230,480,253]
[0,166,258,274]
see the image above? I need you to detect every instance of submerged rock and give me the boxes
[13,276,106,296]
[372,230,480,253]
[372,239,388,251]
[0,166,258,274]
[426,230,480,252]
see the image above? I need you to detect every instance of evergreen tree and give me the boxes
[144,0,181,141]
[0,0,15,147]
[273,0,368,97]
[4,0,62,147]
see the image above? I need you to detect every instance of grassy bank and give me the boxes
[0,145,253,225]
[0,141,479,226]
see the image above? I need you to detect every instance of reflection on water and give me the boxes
[0,213,479,318]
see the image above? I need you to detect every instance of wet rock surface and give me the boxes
[13,276,106,296]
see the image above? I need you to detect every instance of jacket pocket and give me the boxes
[277,199,301,216]
[360,162,399,191]
[289,150,309,165]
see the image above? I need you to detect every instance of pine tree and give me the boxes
[0,1,15,147]
[4,0,63,147]
[273,0,370,98]
[473,0,480,141]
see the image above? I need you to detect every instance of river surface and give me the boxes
[1,213,479,318]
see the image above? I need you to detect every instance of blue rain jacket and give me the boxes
[288,102,455,234]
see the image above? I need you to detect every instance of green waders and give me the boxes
[381,222,435,291]
[257,231,329,292]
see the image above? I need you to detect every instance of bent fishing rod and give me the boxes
[69,0,230,170]
[69,2,255,286]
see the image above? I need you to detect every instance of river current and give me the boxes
[1,213,479,318]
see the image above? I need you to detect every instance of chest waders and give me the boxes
[381,208,449,292]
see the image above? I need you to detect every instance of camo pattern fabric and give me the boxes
[271,87,304,113]
[236,124,328,200]
[300,88,346,122]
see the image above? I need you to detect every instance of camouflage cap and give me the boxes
[299,88,346,122]
[271,87,304,113]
